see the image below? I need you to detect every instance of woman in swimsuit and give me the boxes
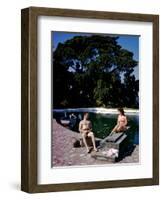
[111,108,127,133]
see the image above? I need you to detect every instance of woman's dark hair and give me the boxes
[117,108,125,116]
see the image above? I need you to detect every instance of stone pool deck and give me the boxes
[52,119,139,167]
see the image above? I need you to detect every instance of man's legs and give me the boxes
[88,132,97,151]
[81,132,89,153]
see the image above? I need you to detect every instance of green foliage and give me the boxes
[53,35,139,108]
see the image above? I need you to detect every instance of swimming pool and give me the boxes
[53,111,139,145]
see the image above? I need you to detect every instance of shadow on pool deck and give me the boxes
[52,119,139,167]
[116,144,137,162]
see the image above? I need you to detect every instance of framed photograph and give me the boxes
[21,7,159,193]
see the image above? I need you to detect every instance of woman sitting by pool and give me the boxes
[111,108,128,133]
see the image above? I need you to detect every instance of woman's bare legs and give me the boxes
[111,125,126,134]
[111,124,118,133]
[116,126,126,132]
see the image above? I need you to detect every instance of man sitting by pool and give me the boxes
[79,113,97,153]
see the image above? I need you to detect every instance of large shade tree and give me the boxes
[53,35,139,108]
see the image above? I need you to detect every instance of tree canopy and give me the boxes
[53,35,139,109]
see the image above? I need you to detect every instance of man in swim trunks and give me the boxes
[79,113,97,153]
[111,108,128,133]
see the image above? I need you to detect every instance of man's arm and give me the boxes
[79,121,83,133]
[89,121,92,131]
[124,116,127,126]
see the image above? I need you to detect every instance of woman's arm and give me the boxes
[117,115,120,126]
[111,117,119,133]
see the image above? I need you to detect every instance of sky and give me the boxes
[52,31,139,80]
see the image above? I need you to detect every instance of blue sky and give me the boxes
[52,32,139,80]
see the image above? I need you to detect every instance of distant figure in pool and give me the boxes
[111,108,128,133]
[79,113,97,153]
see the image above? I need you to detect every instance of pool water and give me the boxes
[54,112,139,145]
[88,113,139,145]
